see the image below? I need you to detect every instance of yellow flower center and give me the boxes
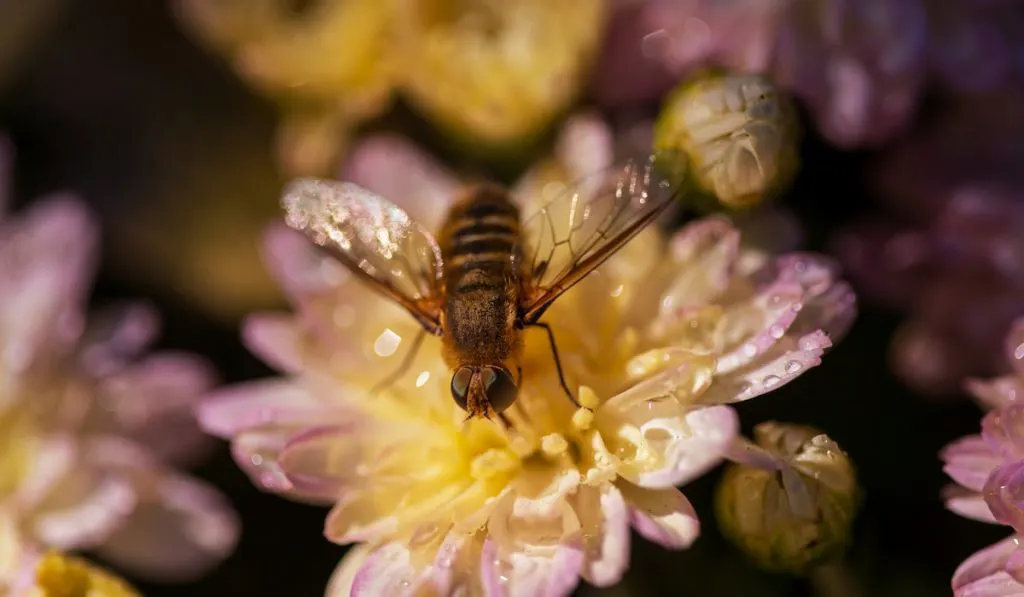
[34,552,140,597]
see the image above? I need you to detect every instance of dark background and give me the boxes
[0,1,994,595]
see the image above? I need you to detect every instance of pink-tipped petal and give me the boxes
[715,281,804,374]
[350,531,466,597]
[574,484,630,587]
[229,430,299,497]
[661,219,740,312]
[480,537,584,597]
[242,313,304,373]
[954,536,1024,597]
[618,483,700,549]
[326,543,373,597]
[944,484,998,524]
[94,352,217,464]
[93,469,239,582]
[0,197,97,371]
[706,330,832,404]
[943,435,1004,493]
[983,406,1024,461]
[260,224,352,305]
[196,379,341,438]
[985,462,1024,534]
[76,302,160,377]
[774,254,858,342]
[278,425,362,501]
[969,376,1024,411]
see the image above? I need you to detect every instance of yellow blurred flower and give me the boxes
[176,0,398,175]
[175,0,609,174]
[2,515,140,597]
[655,71,800,210]
[398,0,608,151]
[715,422,860,574]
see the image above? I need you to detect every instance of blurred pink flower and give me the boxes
[835,89,1024,397]
[941,319,1024,596]
[198,117,854,595]
[0,140,238,581]
[595,0,1022,148]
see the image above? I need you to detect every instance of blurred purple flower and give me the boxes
[835,90,1024,397]
[941,319,1024,596]
[0,140,238,581]
[594,0,1023,148]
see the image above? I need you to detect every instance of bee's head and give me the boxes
[451,365,518,418]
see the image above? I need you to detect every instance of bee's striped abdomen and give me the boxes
[441,186,522,294]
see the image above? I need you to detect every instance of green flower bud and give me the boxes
[655,71,800,211]
[715,422,860,575]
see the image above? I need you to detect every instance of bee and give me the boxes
[282,153,681,420]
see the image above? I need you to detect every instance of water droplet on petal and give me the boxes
[1015,343,1024,361]
[374,328,402,357]
[769,325,786,339]
[743,343,758,357]
[785,360,802,374]
[763,375,781,388]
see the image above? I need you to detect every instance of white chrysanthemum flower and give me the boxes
[199,155,854,595]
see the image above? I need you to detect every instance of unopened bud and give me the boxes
[715,422,860,574]
[655,71,800,210]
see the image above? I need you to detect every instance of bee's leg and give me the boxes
[528,322,580,407]
[369,327,428,396]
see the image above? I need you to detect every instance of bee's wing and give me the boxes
[282,178,444,333]
[518,152,684,323]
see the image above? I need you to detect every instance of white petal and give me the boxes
[574,484,630,587]
[616,405,739,489]
[618,482,700,549]
[480,537,584,597]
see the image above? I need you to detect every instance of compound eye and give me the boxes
[450,367,473,411]
[481,367,518,414]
